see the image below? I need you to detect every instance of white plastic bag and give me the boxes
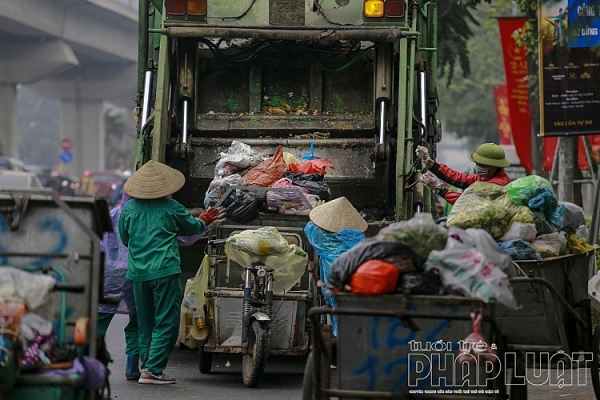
[532,232,567,257]
[0,267,56,311]
[499,222,537,243]
[226,227,290,256]
[425,228,518,309]
[214,140,265,177]
[226,228,308,295]
[463,228,518,277]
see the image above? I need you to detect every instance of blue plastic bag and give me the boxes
[498,239,540,261]
[302,141,323,160]
[527,186,558,217]
[304,221,364,336]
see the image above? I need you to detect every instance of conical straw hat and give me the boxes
[309,197,367,233]
[124,160,185,199]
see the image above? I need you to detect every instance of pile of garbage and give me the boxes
[205,141,334,223]
[327,213,519,309]
[446,176,594,260]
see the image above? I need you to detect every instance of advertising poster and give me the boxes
[498,18,532,173]
[539,0,600,136]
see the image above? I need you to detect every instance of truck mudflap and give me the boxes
[177,137,391,210]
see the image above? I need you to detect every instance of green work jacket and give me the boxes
[119,198,206,282]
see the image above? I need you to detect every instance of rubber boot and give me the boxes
[126,355,141,380]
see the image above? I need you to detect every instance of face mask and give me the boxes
[476,166,489,177]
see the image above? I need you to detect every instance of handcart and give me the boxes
[303,293,506,399]
[0,190,111,399]
[198,212,321,387]
[494,248,598,399]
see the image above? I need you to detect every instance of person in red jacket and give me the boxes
[417,143,511,205]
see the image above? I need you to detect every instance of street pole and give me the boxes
[558,136,575,202]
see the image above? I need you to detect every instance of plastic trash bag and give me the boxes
[266,178,314,211]
[329,238,423,291]
[204,174,246,208]
[305,221,365,336]
[242,146,287,187]
[499,222,537,243]
[446,182,515,239]
[226,191,264,224]
[225,226,289,256]
[396,269,446,295]
[425,231,518,309]
[0,267,56,311]
[178,255,210,348]
[532,232,567,257]
[498,239,539,261]
[284,171,331,201]
[349,260,399,295]
[214,140,265,178]
[376,213,448,259]
[302,141,322,160]
[460,228,518,277]
[456,308,497,365]
[505,175,554,206]
[528,186,558,217]
[226,233,308,295]
[289,159,335,175]
[549,201,585,233]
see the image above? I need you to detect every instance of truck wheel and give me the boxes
[301,352,314,400]
[242,320,269,387]
[199,346,213,373]
[592,323,600,399]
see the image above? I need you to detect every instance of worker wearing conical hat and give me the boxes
[119,160,224,384]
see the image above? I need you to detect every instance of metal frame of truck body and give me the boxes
[135,0,440,221]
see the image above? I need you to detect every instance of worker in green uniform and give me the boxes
[119,160,224,385]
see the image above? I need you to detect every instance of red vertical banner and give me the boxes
[497,17,532,173]
[493,84,513,145]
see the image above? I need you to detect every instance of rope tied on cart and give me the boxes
[0,193,31,231]
[393,291,420,331]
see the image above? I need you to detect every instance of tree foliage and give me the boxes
[437,1,516,150]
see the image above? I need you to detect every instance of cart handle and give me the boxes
[509,276,588,329]
[53,282,85,293]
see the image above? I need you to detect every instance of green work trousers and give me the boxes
[97,312,139,356]
[132,274,182,374]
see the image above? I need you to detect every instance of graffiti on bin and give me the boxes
[0,215,69,264]
[350,305,460,392]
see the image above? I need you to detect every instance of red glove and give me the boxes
[199,207,220,225]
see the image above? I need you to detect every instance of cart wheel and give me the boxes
[199,346,213,373]
[242,320,269,388]
[302,352,314,400]
[591,323,600,399]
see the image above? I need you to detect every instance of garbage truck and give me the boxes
[133,0,442,384]
[134,0,441,219]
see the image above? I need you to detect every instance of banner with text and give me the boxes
[493,84,513,145]
[498,17,532,173]
[539,0,600,136]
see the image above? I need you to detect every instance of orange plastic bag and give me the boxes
[243,146,287,187]
[349,259,399,295]
[289,159,335,175]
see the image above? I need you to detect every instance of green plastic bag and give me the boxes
[505,175,554,206]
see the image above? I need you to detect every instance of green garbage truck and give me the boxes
[134,0,442,384]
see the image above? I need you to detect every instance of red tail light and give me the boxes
[166,0,185,15]
[385,0,405,17]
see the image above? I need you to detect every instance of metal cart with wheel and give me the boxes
[303,293,506,399]
[198,215,321,388]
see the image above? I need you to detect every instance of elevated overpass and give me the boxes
[0,0,138,175]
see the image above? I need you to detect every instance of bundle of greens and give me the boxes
[376,213,447,259]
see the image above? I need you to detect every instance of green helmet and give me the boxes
[469,143,510,168]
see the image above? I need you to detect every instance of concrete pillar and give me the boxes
[0,84,19,158]
[60,99,106,177]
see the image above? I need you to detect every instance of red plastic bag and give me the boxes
[289,158,335,175]
[456,308,497,364]
[349,259,399,295]
[243,146,287,187]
